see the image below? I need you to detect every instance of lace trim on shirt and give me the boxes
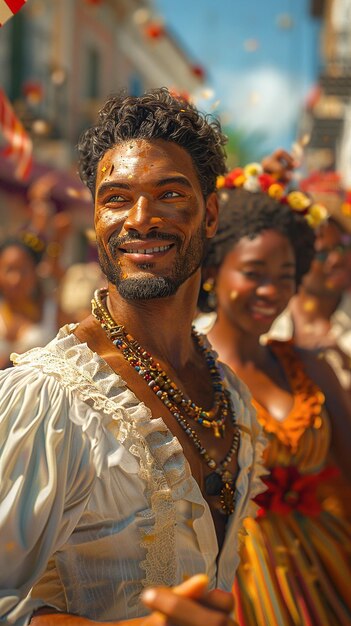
[12,326,190,588]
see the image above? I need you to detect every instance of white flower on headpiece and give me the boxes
[243,176,262,192]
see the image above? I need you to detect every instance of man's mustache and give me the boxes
[108,231,181,256]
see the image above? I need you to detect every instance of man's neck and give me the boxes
[105,277,200,370]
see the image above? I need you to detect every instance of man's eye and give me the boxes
[161,190,181,199]
[106,194,126,203]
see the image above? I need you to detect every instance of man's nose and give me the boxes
[124,196,159,235]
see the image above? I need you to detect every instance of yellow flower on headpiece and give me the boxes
[306,203,328,229]
[243,162,263,177]
[267,183,285,200]
[216,175,226,189]
[231,173,245,187]
[287,191,311,211]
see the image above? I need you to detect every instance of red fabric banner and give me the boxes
[0,89,33,180]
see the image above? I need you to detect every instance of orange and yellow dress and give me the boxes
[233,340,351,626]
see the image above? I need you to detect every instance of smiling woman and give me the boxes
[196,185,351,626]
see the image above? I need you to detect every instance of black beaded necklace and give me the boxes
[92,288,240,514]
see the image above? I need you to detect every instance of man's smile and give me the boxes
[117,241,176,262]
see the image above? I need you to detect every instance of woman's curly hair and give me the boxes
[77,87,227,199]
[199,187,316,312]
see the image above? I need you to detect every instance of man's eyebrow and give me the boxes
[96,176,192,199]
[155,176,192,189]
[96,181,130,199]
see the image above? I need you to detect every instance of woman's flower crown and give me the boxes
[217,163,328,229]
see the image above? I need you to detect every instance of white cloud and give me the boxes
[202,66,304,149]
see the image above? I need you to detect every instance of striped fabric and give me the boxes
[0,0,27,27]
[0,88,33,179]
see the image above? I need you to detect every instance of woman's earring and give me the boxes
[202,277,217,310]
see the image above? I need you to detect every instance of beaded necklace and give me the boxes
[91,288,240,515]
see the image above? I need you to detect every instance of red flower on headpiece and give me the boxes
[255,465,339,517]
[257,173,276,191]
[224,168,244,188]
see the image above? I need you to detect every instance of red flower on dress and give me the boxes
[255,465,339,517]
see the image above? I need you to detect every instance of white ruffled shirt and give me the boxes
[0,325,265,626]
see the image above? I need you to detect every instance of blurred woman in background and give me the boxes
[0,237,57,368]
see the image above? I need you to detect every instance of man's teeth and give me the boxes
[125,245,171,254]
[252,305,277,315]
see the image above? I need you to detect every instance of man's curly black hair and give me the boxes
[199,187,316,312]
[77,87,227,199]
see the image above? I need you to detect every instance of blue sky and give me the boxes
[154,0,322,158]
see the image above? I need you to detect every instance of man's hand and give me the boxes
[261,148,297,183]
[141,574,237,626]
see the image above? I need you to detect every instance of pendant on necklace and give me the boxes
[220,481,235,515]
[205,469,235,515]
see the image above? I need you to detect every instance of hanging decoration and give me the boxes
[23,80,43,104]
[144,20,165,40]
[191,65,205,80]
[0,0,27,27]
[0,88,33,180]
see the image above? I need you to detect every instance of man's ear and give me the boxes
[205,192,219,238]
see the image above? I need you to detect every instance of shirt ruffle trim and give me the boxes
[12,326,192,589]
[12,325,267,589]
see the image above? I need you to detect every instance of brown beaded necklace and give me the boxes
[92,288,240,515]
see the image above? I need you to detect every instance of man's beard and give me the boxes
[97,223,207,301]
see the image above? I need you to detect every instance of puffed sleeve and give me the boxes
[0,365,96,625]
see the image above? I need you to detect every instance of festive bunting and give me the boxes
[0,88,33,180]
[0,0,27,27]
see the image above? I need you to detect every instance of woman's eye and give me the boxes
[280,274,295,281]
[242,271,259,279]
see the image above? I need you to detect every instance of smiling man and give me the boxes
[0,89,264,626]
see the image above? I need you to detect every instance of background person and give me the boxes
[0,237,57,368]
